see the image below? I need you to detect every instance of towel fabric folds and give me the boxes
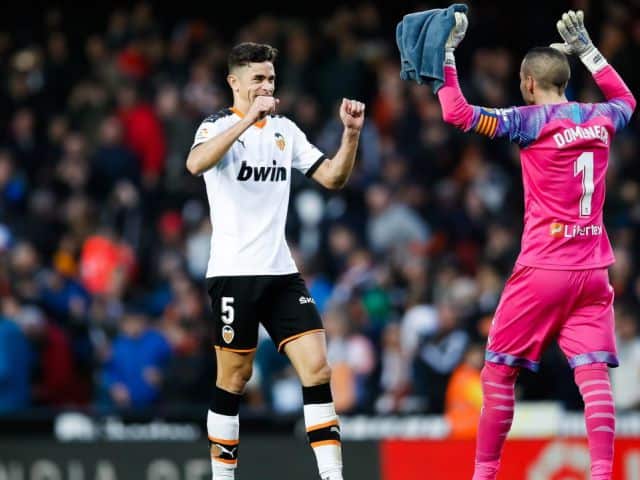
[396,3,468,93]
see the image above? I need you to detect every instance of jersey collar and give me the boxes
[231,107,267,129]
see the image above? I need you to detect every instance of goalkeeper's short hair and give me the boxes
[522,47,570,94]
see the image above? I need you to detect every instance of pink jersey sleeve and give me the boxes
[590,65,636,131]
[437,66,475,131]
[437,66,543,146]
[437,64,636,145]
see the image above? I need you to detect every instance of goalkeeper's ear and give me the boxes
[549,43,573,56]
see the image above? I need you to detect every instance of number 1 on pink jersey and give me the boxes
[574,151,594,217]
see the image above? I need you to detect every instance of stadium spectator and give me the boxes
[0,298,32,414]
[413,298,470,413]
[116,81,166,188]
[445,342,484,439]
[15,304,89,406]
[99,307,172,410]
[325,306,377,412]
[611,303,640,411]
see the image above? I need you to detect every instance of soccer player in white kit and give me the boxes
[186,42,365,480]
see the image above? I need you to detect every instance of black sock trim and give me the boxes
[210,386,241,416]
[308,425,341,445]
[209,439,239,461]
[302,383,333,405]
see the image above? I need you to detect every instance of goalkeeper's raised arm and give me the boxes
[551,10,635,127]
[435,10,635,146]
[436,11,522,142]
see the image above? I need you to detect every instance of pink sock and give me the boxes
[575,363,615,480]
[472,362,519,480]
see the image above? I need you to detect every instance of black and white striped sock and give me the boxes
[303,383,343,480]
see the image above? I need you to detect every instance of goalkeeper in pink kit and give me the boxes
[437,9,636,480]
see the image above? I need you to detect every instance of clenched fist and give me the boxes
[246,95,280,124]
[339,98,365,131]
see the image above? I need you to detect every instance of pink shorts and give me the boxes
[486,264,618,372]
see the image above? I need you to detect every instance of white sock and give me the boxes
[207,410,239,479]
[304,402,343,480]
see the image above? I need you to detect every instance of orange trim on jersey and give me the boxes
[476,115,489,135]
[212,457,238,465]
[310,440,341,448]
[483,116,493,135]
[306,420,339,432]
[230,106,266,128]
[209,436,240,446]
[277,328,325,352]
[214,345,257,353]
[476,114,499,137]
[486,115,495,134]
[486,116,498,137]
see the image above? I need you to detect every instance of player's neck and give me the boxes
[534,92,568,106]
[231,101,249,117]
[231,95,251,117]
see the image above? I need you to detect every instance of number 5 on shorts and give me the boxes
[221,297,235,324]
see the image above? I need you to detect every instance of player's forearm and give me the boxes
[593,64,637,112]
[186,118,252,175]
[437,54,475,131]
[326,128,360,189]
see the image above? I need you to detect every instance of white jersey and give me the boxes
[192,108,326,277]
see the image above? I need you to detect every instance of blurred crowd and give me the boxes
[0,2,639,430]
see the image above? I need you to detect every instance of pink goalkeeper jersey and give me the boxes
[438,64,636,269]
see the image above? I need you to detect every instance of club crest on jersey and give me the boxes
[222,325,235,344]
[275,132,285,151]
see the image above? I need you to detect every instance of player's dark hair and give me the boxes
[522,47,570,93]
[228,42,278,72]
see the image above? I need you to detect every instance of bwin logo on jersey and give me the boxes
[299,296,315,305]
[237,160,287,182]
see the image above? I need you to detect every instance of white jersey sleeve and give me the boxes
[191,109,232,150]
[289,120,326,177]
